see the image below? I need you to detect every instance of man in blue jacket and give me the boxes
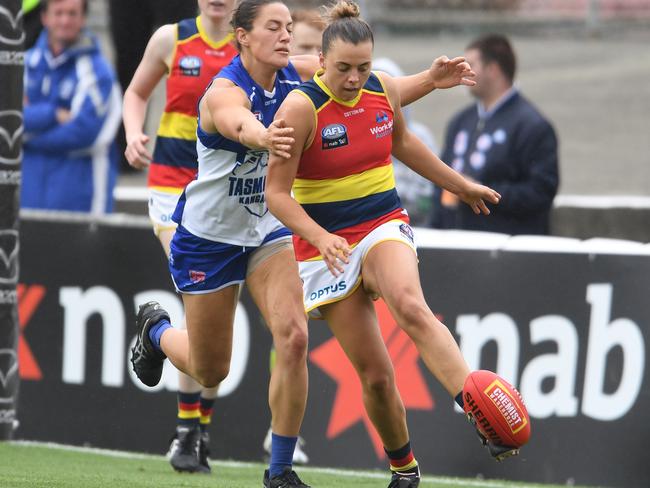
[432,34,559,235]
[22,0,122,214]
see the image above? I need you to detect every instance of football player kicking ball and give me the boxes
[266,2,515,486]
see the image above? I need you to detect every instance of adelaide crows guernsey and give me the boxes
[292,71,408,260]
[148,17,237,192]
[173,55,302,246]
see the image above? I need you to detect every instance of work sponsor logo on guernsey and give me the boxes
[309,280,347,301]
[485,379,528,434]
[321,123,348,150]
[179,56,201,76]
[370,112,393,139]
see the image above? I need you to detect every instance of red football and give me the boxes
[463,370,531,448]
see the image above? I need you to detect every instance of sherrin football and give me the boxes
[463,370,531,448]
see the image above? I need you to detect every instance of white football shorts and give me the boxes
[300,220,417,319]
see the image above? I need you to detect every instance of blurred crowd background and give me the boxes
[25,0,650,236]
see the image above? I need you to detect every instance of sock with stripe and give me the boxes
[269,432,297,478]
[177,392,201,429]
[148,318,172,354]
[199,396,215,433]
[385,441,419,477]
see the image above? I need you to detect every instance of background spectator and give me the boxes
[432,34,559,234]
[22,0,122,214]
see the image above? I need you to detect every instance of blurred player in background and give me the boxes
[122,0,238,474]
[289,8,326,56]
[266,2,509,486]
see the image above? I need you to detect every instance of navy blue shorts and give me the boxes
[169,225,291,294]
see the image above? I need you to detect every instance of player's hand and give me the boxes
[125,133,152,170]
[55,108,72,124]
[457,181,500,215]
[314,232,351,277]
[429,56,476,89]
[264,119,295,159]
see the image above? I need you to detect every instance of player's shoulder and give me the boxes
[372,70,396,94]
[281,90,315,115]
[148,23,177,58]
[206,77,242,101]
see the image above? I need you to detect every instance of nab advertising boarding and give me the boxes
[16,216,649,487]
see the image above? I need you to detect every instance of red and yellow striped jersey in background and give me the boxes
[148,17,237,193]
[292,71,408,261]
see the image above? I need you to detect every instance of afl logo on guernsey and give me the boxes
[179,56,202,76]
[321,123,349,150]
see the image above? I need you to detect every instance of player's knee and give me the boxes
[393,295,432,332]
[194,363,230,388]
[363,371,394,397]
[273,318,308,363]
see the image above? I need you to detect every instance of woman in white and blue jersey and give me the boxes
[130,2,478,485]
[132,3,317,485]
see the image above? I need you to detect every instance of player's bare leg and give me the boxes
[362,241,470,396]
[322,287,410,450]
[157,228,218,473]
[363,240,518,461]
[246,248,310,486]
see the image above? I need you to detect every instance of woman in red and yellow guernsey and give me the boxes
[122,0,237,475]
[266,2,505,486]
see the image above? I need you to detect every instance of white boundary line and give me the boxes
[9,440,530,488]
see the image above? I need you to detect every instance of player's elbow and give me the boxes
[265,187,282,216]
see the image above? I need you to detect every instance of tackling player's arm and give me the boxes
[396,55,476,106]
[291,54,475,107]
[123,23,176,168]
[380,72,500,216]
[202,79,295,159]
[266,92,350,276]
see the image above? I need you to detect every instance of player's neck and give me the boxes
[240,52,278,92]
[199,13,231,42]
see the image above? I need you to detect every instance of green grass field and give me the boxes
[0,442,591,488]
